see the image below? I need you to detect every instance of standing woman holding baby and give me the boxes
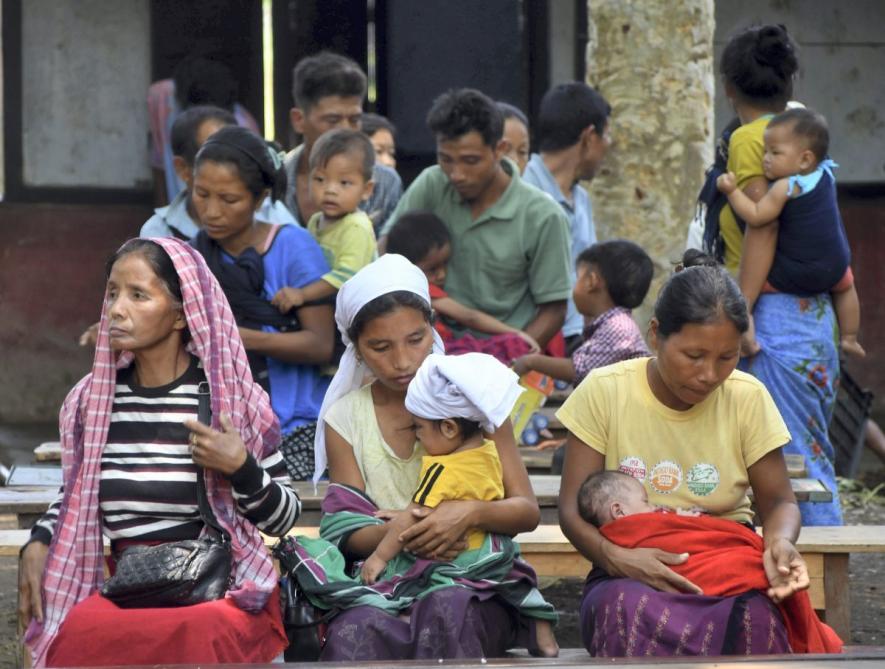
[557,252,810,656]
[718,24,842,524]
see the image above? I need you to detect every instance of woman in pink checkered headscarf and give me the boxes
[19,238,299,667]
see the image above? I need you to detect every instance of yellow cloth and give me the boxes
[412,440,504,549]
[719,115,770,274]
[555,358,790,525]
[307,210,378,289]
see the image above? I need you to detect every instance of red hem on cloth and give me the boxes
[45,588,286,667]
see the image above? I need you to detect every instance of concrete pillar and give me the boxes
[585,0,715,325]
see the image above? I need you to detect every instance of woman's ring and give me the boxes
[189,433,198,452]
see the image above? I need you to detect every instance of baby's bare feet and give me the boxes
[840,336,866,359]
[530,620,559,658]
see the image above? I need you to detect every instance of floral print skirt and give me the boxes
[740,293,842,525]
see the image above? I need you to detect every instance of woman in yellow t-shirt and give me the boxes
[557,250,808,657]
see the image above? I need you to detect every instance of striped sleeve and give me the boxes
[31,486,65,544]
[229,451,301,536]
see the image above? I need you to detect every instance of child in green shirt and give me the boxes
[272,129,377,311]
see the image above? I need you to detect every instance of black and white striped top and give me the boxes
[32,356,300,546]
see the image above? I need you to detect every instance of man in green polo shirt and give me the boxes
[381,88,572,347]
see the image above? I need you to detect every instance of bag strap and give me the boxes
[195,381,230,542]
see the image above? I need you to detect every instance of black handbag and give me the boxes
[100,382,233,608]
[274,538,339,661]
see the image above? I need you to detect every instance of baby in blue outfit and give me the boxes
[718,107,863,359]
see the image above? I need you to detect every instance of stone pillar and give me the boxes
[585,0,715,326]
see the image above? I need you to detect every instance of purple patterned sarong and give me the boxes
[581,573,791,657]
[320,586,530,661]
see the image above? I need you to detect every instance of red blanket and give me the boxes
[601,513,842,654]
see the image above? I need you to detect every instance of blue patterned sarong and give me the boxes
[740,293,842,525]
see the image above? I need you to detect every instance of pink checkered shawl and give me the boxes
[26,238,282,666]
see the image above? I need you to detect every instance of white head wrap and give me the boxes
[313,254,445,481]
[404,352,522,433]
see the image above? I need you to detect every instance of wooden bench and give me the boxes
[3,524,881,642]
[0,471,827,529]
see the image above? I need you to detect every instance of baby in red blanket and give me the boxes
[577,471,842,654]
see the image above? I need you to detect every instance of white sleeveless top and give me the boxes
[324,384,425,509]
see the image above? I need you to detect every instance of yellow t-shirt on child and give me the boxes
[412,439,504,549]
[307,210,378,289]
[555,358,790,525]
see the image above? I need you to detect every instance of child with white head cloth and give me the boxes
[361,351,559,656]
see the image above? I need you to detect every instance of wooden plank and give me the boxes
[33,441,61,462]
[526,475,832,504]
[805,552,824,578]
[1,477,829,524]
[8,526,876,559]
[520,447,555,470]
[797,525,885,552]
[0,487,59,513]
[785,453,807,478]
[823,553,851,641]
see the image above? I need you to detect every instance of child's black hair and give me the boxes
[496,101,528,129]
[427,88,503,148]
[537,83,611,152]
[291,51,367,111]
[385,211,451,265]
[577,470,638,528]
[767,107,829,162]
[195,126,287,202]
[170,105,236,166]
[720,24,798,109]
[308,128,375,182]
[655,249,749,338]
[361,113,396,138]
[576,240,653,310]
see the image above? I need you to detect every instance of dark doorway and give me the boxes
[271,0,368,148]
[150,0,264,133]
[374,0,549,185]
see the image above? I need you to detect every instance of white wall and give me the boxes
[21,0,151,188]
[715,0,885,183]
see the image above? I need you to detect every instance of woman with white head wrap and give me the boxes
[314,253,445,484]
[315,254,543,661]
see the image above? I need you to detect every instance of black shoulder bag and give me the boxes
[100,382,233,608]
[274,537,339,661]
